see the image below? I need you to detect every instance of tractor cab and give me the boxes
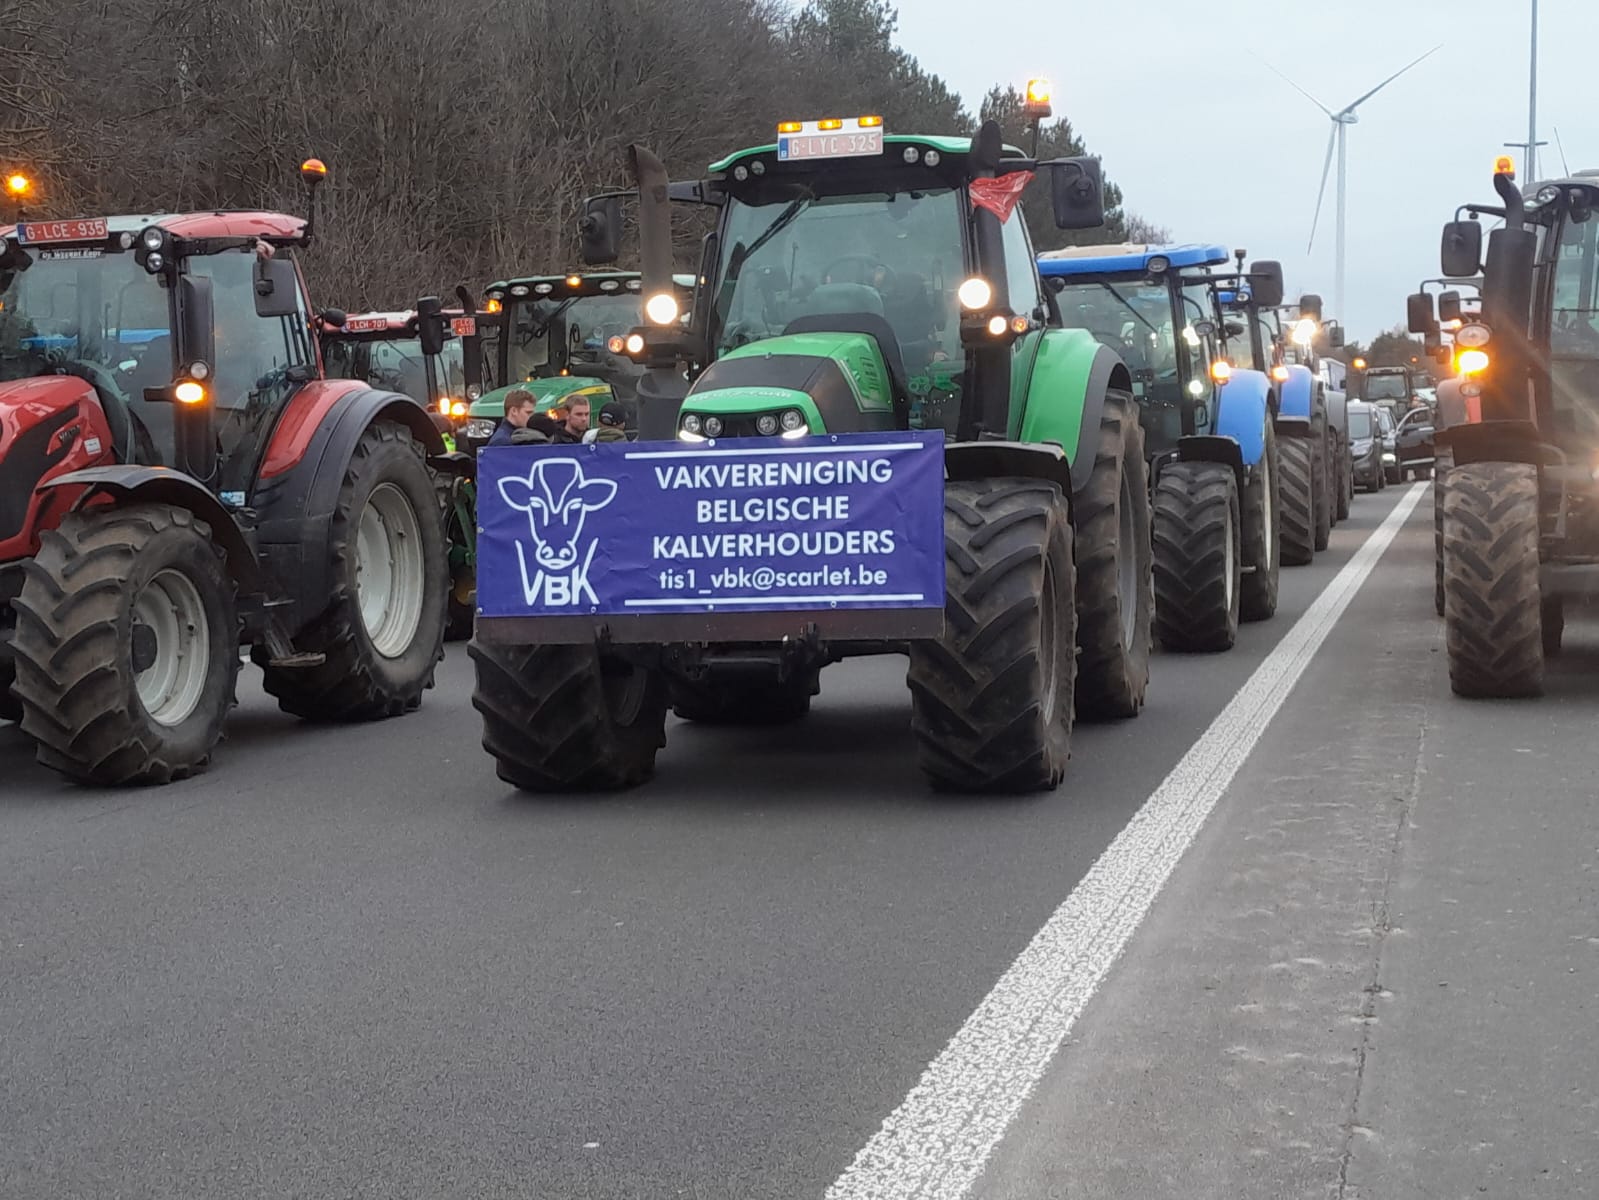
[584,115,1107,443]
[463,271,694,447]
[318,306,484,422]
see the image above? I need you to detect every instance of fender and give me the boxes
[1275,363,1317,428]
[1177,435,1245,483]
[37,465,268,595]
[1434,377,1473,430]
[253,386,446,633]
[944,441,1074,515]
[1017,330,1132,494]
[1210,368,1269,467]
[1439,418,1542,468]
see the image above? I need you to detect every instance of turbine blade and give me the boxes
[1343,42,1443,113]
[1308,123,1338,254]
[1251,49,1333,115]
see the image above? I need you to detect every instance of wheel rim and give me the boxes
[602,657,648,725]
[356,482,426,658]
[1040,555,1059,726]
[133,569,210,727]
[1118,470,1138,647]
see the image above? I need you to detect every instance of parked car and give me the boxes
[1395,406,1436,480]
[1374,404,1402,485]
[1348,401,1387,492]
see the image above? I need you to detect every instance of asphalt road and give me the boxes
[7,481,1570,1200]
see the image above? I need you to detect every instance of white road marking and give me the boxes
[826,483,1428,1200]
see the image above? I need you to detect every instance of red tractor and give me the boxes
[0,161,454,784]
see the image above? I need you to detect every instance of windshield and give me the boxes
[1054,279,1178,379]
[505,293,642,382]
[1364,373,1408,400]
[0,249,172,389]
[323,335,466,402]
[713,187,965,424]
[1349,408,1373,439]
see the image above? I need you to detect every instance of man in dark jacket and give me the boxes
[485,388,536,447]
[584,401,631,443]
[554,395,591,443]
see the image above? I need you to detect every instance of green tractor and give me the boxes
[461,271,694,450]
[468,115,1155,794]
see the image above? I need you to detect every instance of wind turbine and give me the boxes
[1263,45,1442,321]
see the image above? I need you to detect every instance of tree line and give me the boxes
[2,0,1169,310]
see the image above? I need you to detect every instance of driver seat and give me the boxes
[782,311,912,431]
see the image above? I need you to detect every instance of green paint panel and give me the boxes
[1017,328,1102,464]
[714,331,894,412]
[680,387,824,433]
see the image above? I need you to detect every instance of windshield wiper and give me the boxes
[527,297,580,341]
[1099,281,1161,336]
[724,192,815,288]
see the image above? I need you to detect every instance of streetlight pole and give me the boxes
[1528,0,1539,179]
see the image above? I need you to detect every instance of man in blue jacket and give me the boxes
[486,388,536,447]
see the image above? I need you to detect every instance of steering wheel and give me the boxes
[821,254,890,287]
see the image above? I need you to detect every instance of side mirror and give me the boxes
[579,195,623,265]
[1437,290,1462,323]
[1249,260,1285,308]
[1224,320,1247,338]
[1326,321,1345,349]
[253,255,301,319]
[1440,220,1483,278]
[1407,291,1437,334]
[1299,293,1323,321]
[416,295,445,356]
[319,307,348,328]
[1047,156,1105,231]
[1192,319,1217,338]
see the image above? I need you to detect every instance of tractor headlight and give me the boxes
[645,292,679,325]
[958,277,993,310]
[756,413,779,436]
[702,416,723,438]
[682,413,702,435]
[140,227,165,253]
[780,408,806,432]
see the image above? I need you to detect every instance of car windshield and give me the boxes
[0,248,172,386]
[1054,279,1178,379]
[713,187,965,415]
[1349,408,1373,438]
[506,293,642,381]
[1364,374,1408,400]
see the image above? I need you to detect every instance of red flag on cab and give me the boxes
[969,172,1035,223]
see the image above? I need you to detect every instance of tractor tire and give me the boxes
[256,422,448,721]
[1433,475,1446,617]
[1240,422,1280,623]
[1442,463,1543,698]
[1152,461,1240,653]
[670,669,817,725]
[1542,595,1564,657]
[908,477,1075,793]
[470,641,668,791]
[10,504,240,785]
[0,661,19,723]
[1278,434,1316,566]
[1071,391,1152,721]
[1311,417,1332,552]
[433,469,474,642]
[1336,448,1352,521]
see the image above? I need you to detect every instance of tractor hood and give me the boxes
[1,375,112,558]
[468,377,611,420]
[676,330,899,437]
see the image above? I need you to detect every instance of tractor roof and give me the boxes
[1,210,305,244]
[483,271,694,297]
[1037,243,1231,277]
[708,134,1023,175]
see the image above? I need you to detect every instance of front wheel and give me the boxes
[1442,463,1543,698]
[1241,422,1280,623]
[10,504,240,785]
[1311,419,1332,552]
[257,422,448,720]
[908,477,1075,793]
[1152,461,1240,653]
[1071,390,1152,720]
[1278,435,1316,566]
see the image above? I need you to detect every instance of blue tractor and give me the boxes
[1039,244,1280,652]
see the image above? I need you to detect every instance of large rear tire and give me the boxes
[1152,461,1240,653]
[0,661,19,723]
[470,641,668,791]
[10,504,240,785]
[908,477,1075,793]
[1240,422,1280,623]
[1442,463,1543,698]
[1278,434,1316,566]
[256,422,448,720]
[1433,447,1453,617]
[1311,414,1332,552]
[670,668,817,725]
[1071,391,1152,720]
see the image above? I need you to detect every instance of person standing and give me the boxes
[555,396,591,443]
[486,388,536,447]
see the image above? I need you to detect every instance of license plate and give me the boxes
[16,218,109,245]
[777,131,883,161]
[451,316,476,337]
[343,317,389,333]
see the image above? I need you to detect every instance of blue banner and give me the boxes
[476,431,947,619]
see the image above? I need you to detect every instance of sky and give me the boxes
[892,0,1586,344]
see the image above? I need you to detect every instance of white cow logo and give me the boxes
[498,458,618,606]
